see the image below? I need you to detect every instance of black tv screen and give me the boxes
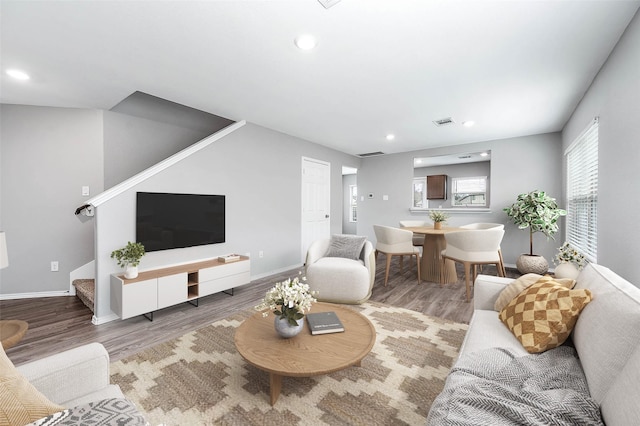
[136,192,225,252]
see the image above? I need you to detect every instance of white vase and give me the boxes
[554,262,579,280]
[274,316,304,338]
[124,265,138,279]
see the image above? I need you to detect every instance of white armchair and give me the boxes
[305,238,375,304]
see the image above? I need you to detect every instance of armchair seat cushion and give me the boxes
[305,238,375,304]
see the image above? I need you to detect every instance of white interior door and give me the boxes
[301,157,331,263]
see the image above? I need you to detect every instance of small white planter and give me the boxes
[554,262,580,280]
[124,265,139,279]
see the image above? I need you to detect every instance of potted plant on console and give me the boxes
[111,241,145,279]
[504,190,566,274]
[553,242,586,280]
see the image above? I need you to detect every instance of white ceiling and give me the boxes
[1,0,638,156]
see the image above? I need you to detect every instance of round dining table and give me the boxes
[403,226,464,283]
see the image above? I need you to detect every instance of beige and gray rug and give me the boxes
[110,302,467,426]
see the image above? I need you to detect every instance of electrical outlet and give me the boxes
[51,261,59,272]
[259,251,264,258]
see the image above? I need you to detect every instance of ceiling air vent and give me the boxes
[433,117,455,127]
[357,151,385,158]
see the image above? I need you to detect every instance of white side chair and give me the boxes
[459,223,506,275]
[441,228,505,302]
[373,225,421,287]
[399,220,430,247]
[305,238,375,304]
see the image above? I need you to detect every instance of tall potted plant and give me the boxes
[111,241,145,279]
[503,190,566,274]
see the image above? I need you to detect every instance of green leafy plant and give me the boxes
[503,190,566,256]
[429,210,450,223]
[110,241,145,268]
[255,273,317,326]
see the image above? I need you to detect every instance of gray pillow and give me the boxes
[325,234,367,260]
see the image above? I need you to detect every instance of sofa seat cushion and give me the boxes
[499,281,592,353]
[572,263,640,405]
[1,345,65,426]
[458,310,529,358]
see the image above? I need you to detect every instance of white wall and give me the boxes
[357,133,564,267]
[562,10,640,285]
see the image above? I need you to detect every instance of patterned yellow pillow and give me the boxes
[499,281,592,353]
[494,274,576,312]
[1,344,64,425]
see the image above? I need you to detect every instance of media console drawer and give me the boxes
[199,260,250,282]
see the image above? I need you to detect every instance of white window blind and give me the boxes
[565,118,598,262]
[451,176,487,206]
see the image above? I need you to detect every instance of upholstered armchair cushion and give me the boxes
[305,238,375,304]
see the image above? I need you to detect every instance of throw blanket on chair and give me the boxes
[427,346,603,426]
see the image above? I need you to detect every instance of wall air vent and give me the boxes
[357,151,385,157]
[433,117,455,127]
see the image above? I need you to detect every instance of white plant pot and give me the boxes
[124,265,139,279]
[554,262,580,280]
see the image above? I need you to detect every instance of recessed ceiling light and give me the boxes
[386,134,395,141]
[462,121,475,128]
[294,34,318,51]
[6,69,30,80]
[480,152,489,157]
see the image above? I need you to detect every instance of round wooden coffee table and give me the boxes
[0,320,29,349]
[234,302,376,405]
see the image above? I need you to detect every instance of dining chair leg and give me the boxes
[496,262,505,277]
[498,249,506,276]
[384,254,392,287]
[464,262,472,302]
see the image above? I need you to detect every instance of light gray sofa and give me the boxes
[429,263,640,425]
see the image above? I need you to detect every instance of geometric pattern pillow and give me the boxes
[494,274,577,312]
[499,281,593,354]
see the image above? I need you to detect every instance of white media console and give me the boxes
[110,256,250,320]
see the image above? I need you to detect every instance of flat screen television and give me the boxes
[136,192,225,252]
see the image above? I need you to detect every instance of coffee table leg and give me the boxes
[269,373,282,406]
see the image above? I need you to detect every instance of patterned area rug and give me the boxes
[110,302,467,425]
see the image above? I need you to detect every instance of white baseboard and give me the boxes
[92,313,119,325]
[0,290,71,300]
[250,263,304,281]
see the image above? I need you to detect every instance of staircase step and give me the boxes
[72,279,95,313]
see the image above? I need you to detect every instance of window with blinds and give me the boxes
[565,118,598,262]
[451,176,487,206]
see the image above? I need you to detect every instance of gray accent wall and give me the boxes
[357,133,564,268]
[92,123,359,320]
[0,105,104,295]
[562,9,640,285]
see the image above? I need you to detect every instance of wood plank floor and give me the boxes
[1,257,519,365]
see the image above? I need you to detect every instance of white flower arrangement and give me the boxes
[255,273,318,326]
[554,242,587,269]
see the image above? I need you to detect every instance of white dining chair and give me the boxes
[441,228,505,302]
[459,223,506,276]
[399,220,430,247]
[373,225,421,287]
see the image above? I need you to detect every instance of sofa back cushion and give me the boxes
[572,263,640,405]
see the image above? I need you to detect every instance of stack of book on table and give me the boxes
[306,311,345,335]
